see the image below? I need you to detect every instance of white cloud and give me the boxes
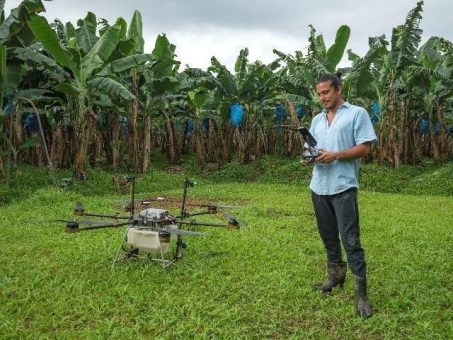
[156,27,303,70]
[3,0,452,71]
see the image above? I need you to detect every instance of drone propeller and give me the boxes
[118,196,171,204]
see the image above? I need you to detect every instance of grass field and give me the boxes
[1,173,452,338]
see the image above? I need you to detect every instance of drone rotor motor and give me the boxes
[65,220,80,233]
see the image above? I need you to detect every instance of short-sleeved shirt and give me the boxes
[309,102,377,195]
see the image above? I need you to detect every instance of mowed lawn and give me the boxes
[0,181,452,338]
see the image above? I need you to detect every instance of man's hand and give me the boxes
[300,157,314,166]
[315,149,338,164]
[315,143,372,163]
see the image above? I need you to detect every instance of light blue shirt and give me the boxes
[309,102,377,195]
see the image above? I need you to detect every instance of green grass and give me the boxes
[1,178,452,338]
[0,158,451,207]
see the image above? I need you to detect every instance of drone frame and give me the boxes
[61,175,240,269]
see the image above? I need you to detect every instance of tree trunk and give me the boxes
[142,114,152,172]
[448,136,453,160]
[254,127,262,159]
[13,110,23,162]
[31,143,43,166]
[436,99,448,162]
[164,112,179,164]
[50,126,65,168]
[429,120,440,162]
[267,127,275,155]
[406,116,417,164]
[221,124,234,164]
[178,118,189,156]
[206,118,217,162]
[398,100,407,163]
[376,118,385,164]
[128,75,140,171]
[0,154,4,179]
[96,116,112,166]
[286,100,305,148]
[283,129,293,157]
[246,125,256,161]
[194,121,206,166]
[386,89,399,167]
[74,112,93,178]
[401,102,417,164]
[210,119,223,163]
[235,128,247,163]
[412,118,422,163]
[112,118,120,169]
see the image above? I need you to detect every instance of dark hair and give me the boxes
[317,72,342,89]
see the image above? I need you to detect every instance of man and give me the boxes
[303,74,376,319]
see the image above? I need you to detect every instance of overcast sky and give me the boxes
[4,0,452,70]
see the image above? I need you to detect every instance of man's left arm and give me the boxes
[315,143,371,163]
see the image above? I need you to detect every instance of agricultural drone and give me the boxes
[58,177,241,268]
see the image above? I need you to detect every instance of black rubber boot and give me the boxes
[354,275,373,319]
[314,262,347,292]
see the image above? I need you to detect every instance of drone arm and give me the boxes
[176,220,238,228]
[81,212,131,220]
[65,221,132,233]
[176,210,214,219]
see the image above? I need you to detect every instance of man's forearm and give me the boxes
[335,143,371,160]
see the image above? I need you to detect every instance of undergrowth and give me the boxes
[0,157,451,206]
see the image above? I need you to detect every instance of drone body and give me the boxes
[128,208,178,253]
[127,228,174,253]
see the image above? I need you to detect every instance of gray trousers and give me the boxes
[311,188,367,278]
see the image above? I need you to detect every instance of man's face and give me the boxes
[316,81,342,110]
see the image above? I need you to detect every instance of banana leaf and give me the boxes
[326,25,351,72]
[27,14,77,74]
[88,76,135,101]
[80,23,121,82]
[75,12,98,54]
[127,10,144,53]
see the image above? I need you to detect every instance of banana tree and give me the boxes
[208,49,282,163]
[0,0,49,178]
[141,34,182,166]
[273,24,351,117]
[121,10,144,171]
[410,36,453,162]
[26,11,152,175]
[371,1,425,166]
[342,35,388,104]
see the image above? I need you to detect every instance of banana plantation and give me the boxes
[1,0,452,178]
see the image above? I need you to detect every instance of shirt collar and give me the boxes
[322,101,350,114]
